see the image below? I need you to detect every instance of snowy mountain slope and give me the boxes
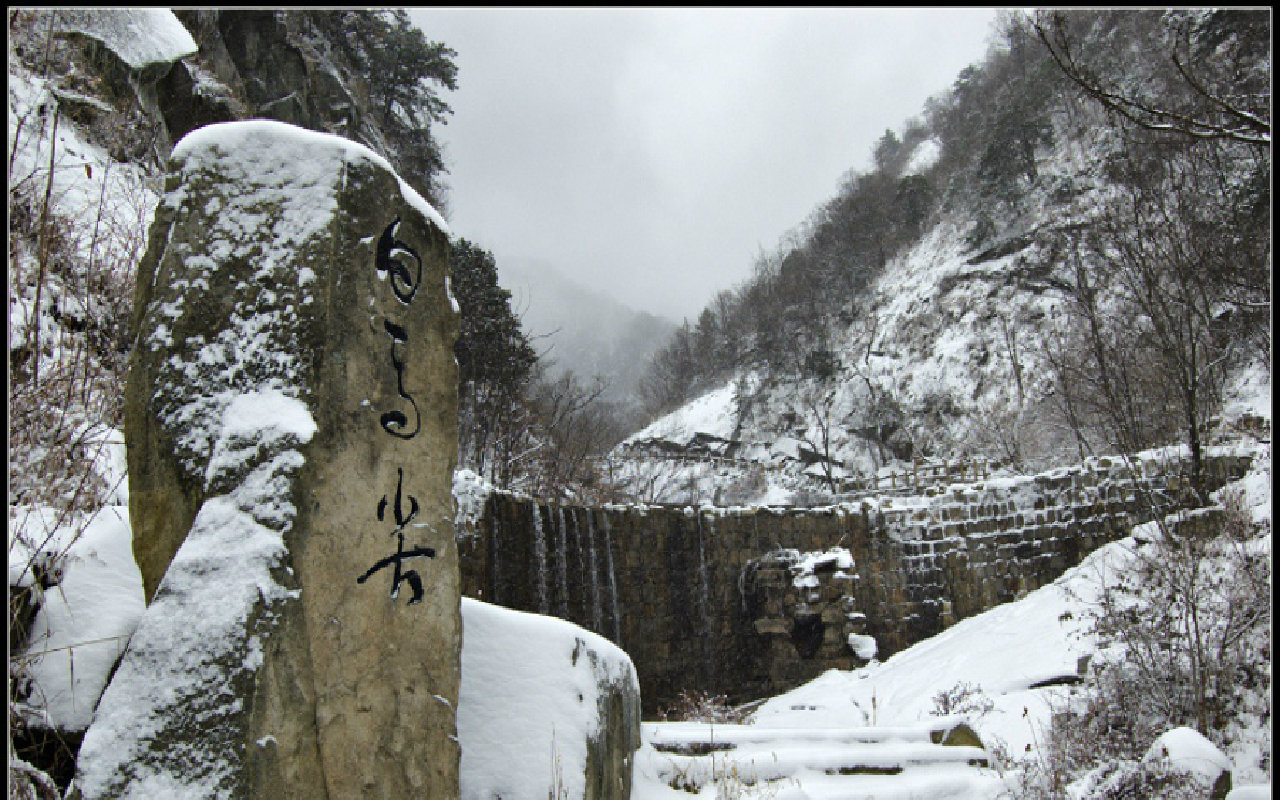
[608,87,1270,507]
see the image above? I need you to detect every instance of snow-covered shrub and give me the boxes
[1015,473,1272,796]
[1068,757,1215,800]
[930,681,995,720]
[657,690,753,725]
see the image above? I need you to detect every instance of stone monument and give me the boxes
[74,120,460,799]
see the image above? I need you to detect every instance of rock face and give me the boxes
[160,11,379,169]
[745,547,875,690]
[457,598,641,800]
[77,120,460,799]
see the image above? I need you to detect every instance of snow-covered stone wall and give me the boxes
[460,448,1255,713]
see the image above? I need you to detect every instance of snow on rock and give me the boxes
[1144,726,1232,787]
[150,120,446,480]
[9,504,145,732]
[786,547,855,587]
[202,389,316,490]
[847,633,878,661]
[51,9,196,71]
[624,380,738,449]
[73,411,313,797]
[172,119,448,237]
[459,598,640,800]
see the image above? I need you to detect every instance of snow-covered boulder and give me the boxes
[8,504,144,733]
[1144,726,1233,800]
[459,598,641,800]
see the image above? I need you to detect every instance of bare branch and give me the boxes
[1033,12,1270,147]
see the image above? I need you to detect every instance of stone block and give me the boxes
[820,606,846,624]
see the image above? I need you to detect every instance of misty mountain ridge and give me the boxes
[498,256,678,409]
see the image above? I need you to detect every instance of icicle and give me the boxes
[587,509,603,634]
[573,507,586,620]
[603,513,621,643]
[697,511,715,684]
[531,500,548,615]
[556,504,569,618]
[490,501,501,605]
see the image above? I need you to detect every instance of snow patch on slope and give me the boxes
[625,380,739,448]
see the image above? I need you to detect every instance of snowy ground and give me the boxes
[630,440,1272,799]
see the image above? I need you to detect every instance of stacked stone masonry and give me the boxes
[459,452,1252,715]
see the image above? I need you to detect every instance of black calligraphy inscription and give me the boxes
[360,218,435,604]
[357,468,436,604]
[375,217,422,305]
[378,319,421,439]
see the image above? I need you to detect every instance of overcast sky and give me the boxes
[409,8,1000,322]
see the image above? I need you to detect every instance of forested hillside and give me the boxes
[624,9,1269,504]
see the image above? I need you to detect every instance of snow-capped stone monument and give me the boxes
[75,120,461,799]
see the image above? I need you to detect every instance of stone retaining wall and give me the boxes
[459,450,1253,714]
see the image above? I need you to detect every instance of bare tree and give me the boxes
[1049,137,1264,498]
[527,371,620,499]
[846,313,897,473]
[1033,9,1270,147]
[796,378,841,494]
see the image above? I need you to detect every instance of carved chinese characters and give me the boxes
[360,222,438,604]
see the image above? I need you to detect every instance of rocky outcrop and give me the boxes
[44,9,198,161]
[162,12,368,150]
[743,547,876,691]
[76,120,460,799]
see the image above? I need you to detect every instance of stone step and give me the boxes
[647,716,979,752]
[645,719,995,797]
